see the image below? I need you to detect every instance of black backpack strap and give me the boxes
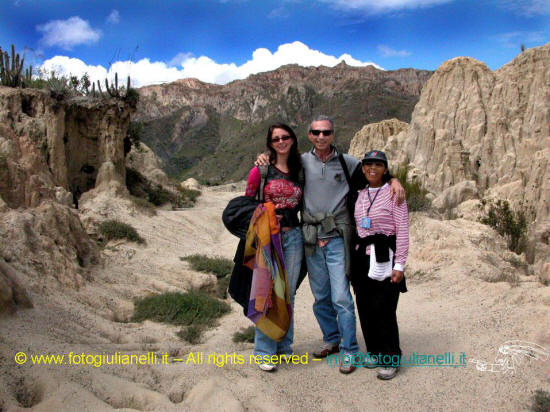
[298,167,305,189]
[338,154,352,187]
[256,164,269,202]
[339,154,358,224]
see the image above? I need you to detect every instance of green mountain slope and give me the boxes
[135,63,432,184]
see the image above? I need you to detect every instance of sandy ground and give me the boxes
[1,185,549,411]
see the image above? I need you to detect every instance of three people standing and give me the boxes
[241,115,407,378]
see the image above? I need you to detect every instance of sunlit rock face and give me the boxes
[349,43,550,273]
[0,87,133,310]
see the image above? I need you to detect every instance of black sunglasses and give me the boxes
[270,135,292,143]
[309,129,333,136]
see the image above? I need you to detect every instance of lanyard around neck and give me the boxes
[366,184,382,216]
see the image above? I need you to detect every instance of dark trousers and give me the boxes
[355,275,402,365]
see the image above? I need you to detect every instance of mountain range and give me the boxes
[134,62,432,184]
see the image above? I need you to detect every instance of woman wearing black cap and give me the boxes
[351,150,409,380]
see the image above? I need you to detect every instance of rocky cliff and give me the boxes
[349,43,550,274]
[135,63,432,183]
[0,87,133,312]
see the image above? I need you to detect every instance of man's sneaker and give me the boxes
[313,343,339,358]
[339,353,356,374]
[259,363,277,372]
[377,367,398,380]
[362,353,378,369]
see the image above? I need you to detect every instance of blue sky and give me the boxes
[2,0,549,86]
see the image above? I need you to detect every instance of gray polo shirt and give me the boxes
[301,147,360,237]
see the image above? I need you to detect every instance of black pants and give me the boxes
[355,275,402,366]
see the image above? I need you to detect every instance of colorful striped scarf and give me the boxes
[244,202,291,341]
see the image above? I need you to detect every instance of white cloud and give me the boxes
[40,55,108,81]
[39,41,383,87]
[268,7,290,18]
[377,45,411,57]
[106,10,120,24]
[179,41,383,84]
[36,16,102,50]
[168,52,193,67]
[493,31,545,48]
[39,56,182,88]
[499,0,550,16]
[319,0,453,14]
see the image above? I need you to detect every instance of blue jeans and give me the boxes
[306,236,358,354]
[254,227,303,358]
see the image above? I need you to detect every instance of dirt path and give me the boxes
[1,186,549,411]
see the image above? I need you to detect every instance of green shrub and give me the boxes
[98,219,144,244]
[532,389,550,412]
[126,167,200,208]
[129,195,157,216]
[181,255,233,278]
[178,187,201,206]
[484,271,520,287]
[147,184,175,206]
[479,199,529,254]
[392,166,431,212]
[24,78,47,89]
[131,291,230,327]
[46,72,72,98]
[181,254,233,299]
[177,325,204,344]
[505,254,528,273]
[124,121,142,156]
[215,275,231,299]
[232,326,255,343]
[124,87,140,108]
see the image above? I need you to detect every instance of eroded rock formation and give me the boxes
[126,142,170,187]
[349,43,550,272]
[0,87,133,312]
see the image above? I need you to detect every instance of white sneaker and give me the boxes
[339,353,357,374]
[259,363,277,372]
[313,342,339,358]
[377,367,398,380]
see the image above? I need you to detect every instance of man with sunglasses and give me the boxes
[257,115,404,374]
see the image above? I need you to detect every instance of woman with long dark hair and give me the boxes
[244,123,303,372]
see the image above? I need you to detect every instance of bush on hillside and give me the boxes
[181,254,233,299]
[126,167,200,208]
[479,199,529,254]
[131,291,230,327]
[181,255,233,278]
[392,166,431,212]
[531,389,550,412]
[176,186,201,207]
[232,326,255,343]
[98,219,144,244]
[177,325,204,344]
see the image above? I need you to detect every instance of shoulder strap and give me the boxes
[298,167,305,188]
[338,154,352,187]
[256,165,269,202]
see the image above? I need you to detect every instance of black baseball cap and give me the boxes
[362,150,388,167]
